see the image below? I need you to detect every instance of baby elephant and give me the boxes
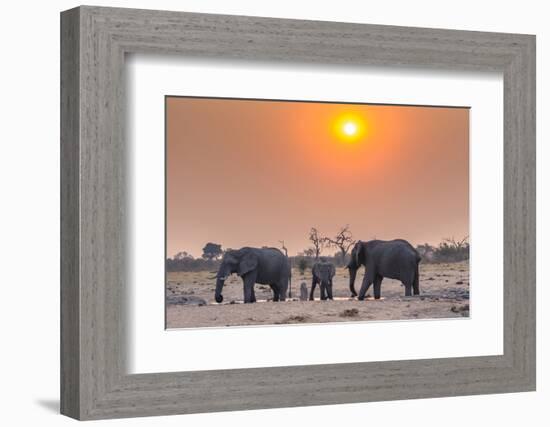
[310,261,336,301]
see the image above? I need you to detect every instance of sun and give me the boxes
[342,121,358,136]
[333,114,366,142]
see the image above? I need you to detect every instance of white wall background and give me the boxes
[0,1,546,425]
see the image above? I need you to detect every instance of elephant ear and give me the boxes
[238,252,258,276]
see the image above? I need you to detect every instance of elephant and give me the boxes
[347,239,421,300]
[215,247,291,304]
[299,282,309,301]
[310,260,336,301]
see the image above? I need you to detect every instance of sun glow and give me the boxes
[333,114,367,142]
[343,121,357,136]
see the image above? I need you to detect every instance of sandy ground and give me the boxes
[166,261,469,328]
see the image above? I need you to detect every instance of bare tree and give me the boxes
[442,236,469,249]
[433,236,470,262]
[173,251,194,260]
[308,227,326,260]
[299,247,316,258]
[278,240,291,298]
[278,240,288,257]
[324,225,356,265]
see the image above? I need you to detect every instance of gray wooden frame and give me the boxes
[60,5,536,420]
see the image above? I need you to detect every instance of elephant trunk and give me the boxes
[348,266,358,297]
[215,277,225,303]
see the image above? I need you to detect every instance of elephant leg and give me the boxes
[277,280,287,302]
[270,284,280,302]
[250,286,257,303]
[403,269,415,297]
[413,264,420,295]
[320,283,327,301]
[242,273,257,303]
[373,275,383,299]
[309,277,318,301]
[327,281,334,300]
[358,271,374,300]
[349,268,358,297]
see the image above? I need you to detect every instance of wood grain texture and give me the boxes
[60,7,80,419]
[60,6,536,420]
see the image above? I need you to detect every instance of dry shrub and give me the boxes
[339,308,359,318]
[276,315,310,324]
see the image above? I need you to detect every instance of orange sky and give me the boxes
[166,97,469,257]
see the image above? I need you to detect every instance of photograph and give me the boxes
[165,96,470,328]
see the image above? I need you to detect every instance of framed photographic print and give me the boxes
[61,6,536,420]
[164,96,471,329]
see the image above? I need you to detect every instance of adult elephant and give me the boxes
[310,260,336,301]
[347,239,421,300]
[215,247,291,304]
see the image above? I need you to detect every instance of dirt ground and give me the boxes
[166,261,469,328]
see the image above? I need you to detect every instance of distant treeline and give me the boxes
[416,237,470,264]
[166,257,221,273]
[166,235,469,272]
